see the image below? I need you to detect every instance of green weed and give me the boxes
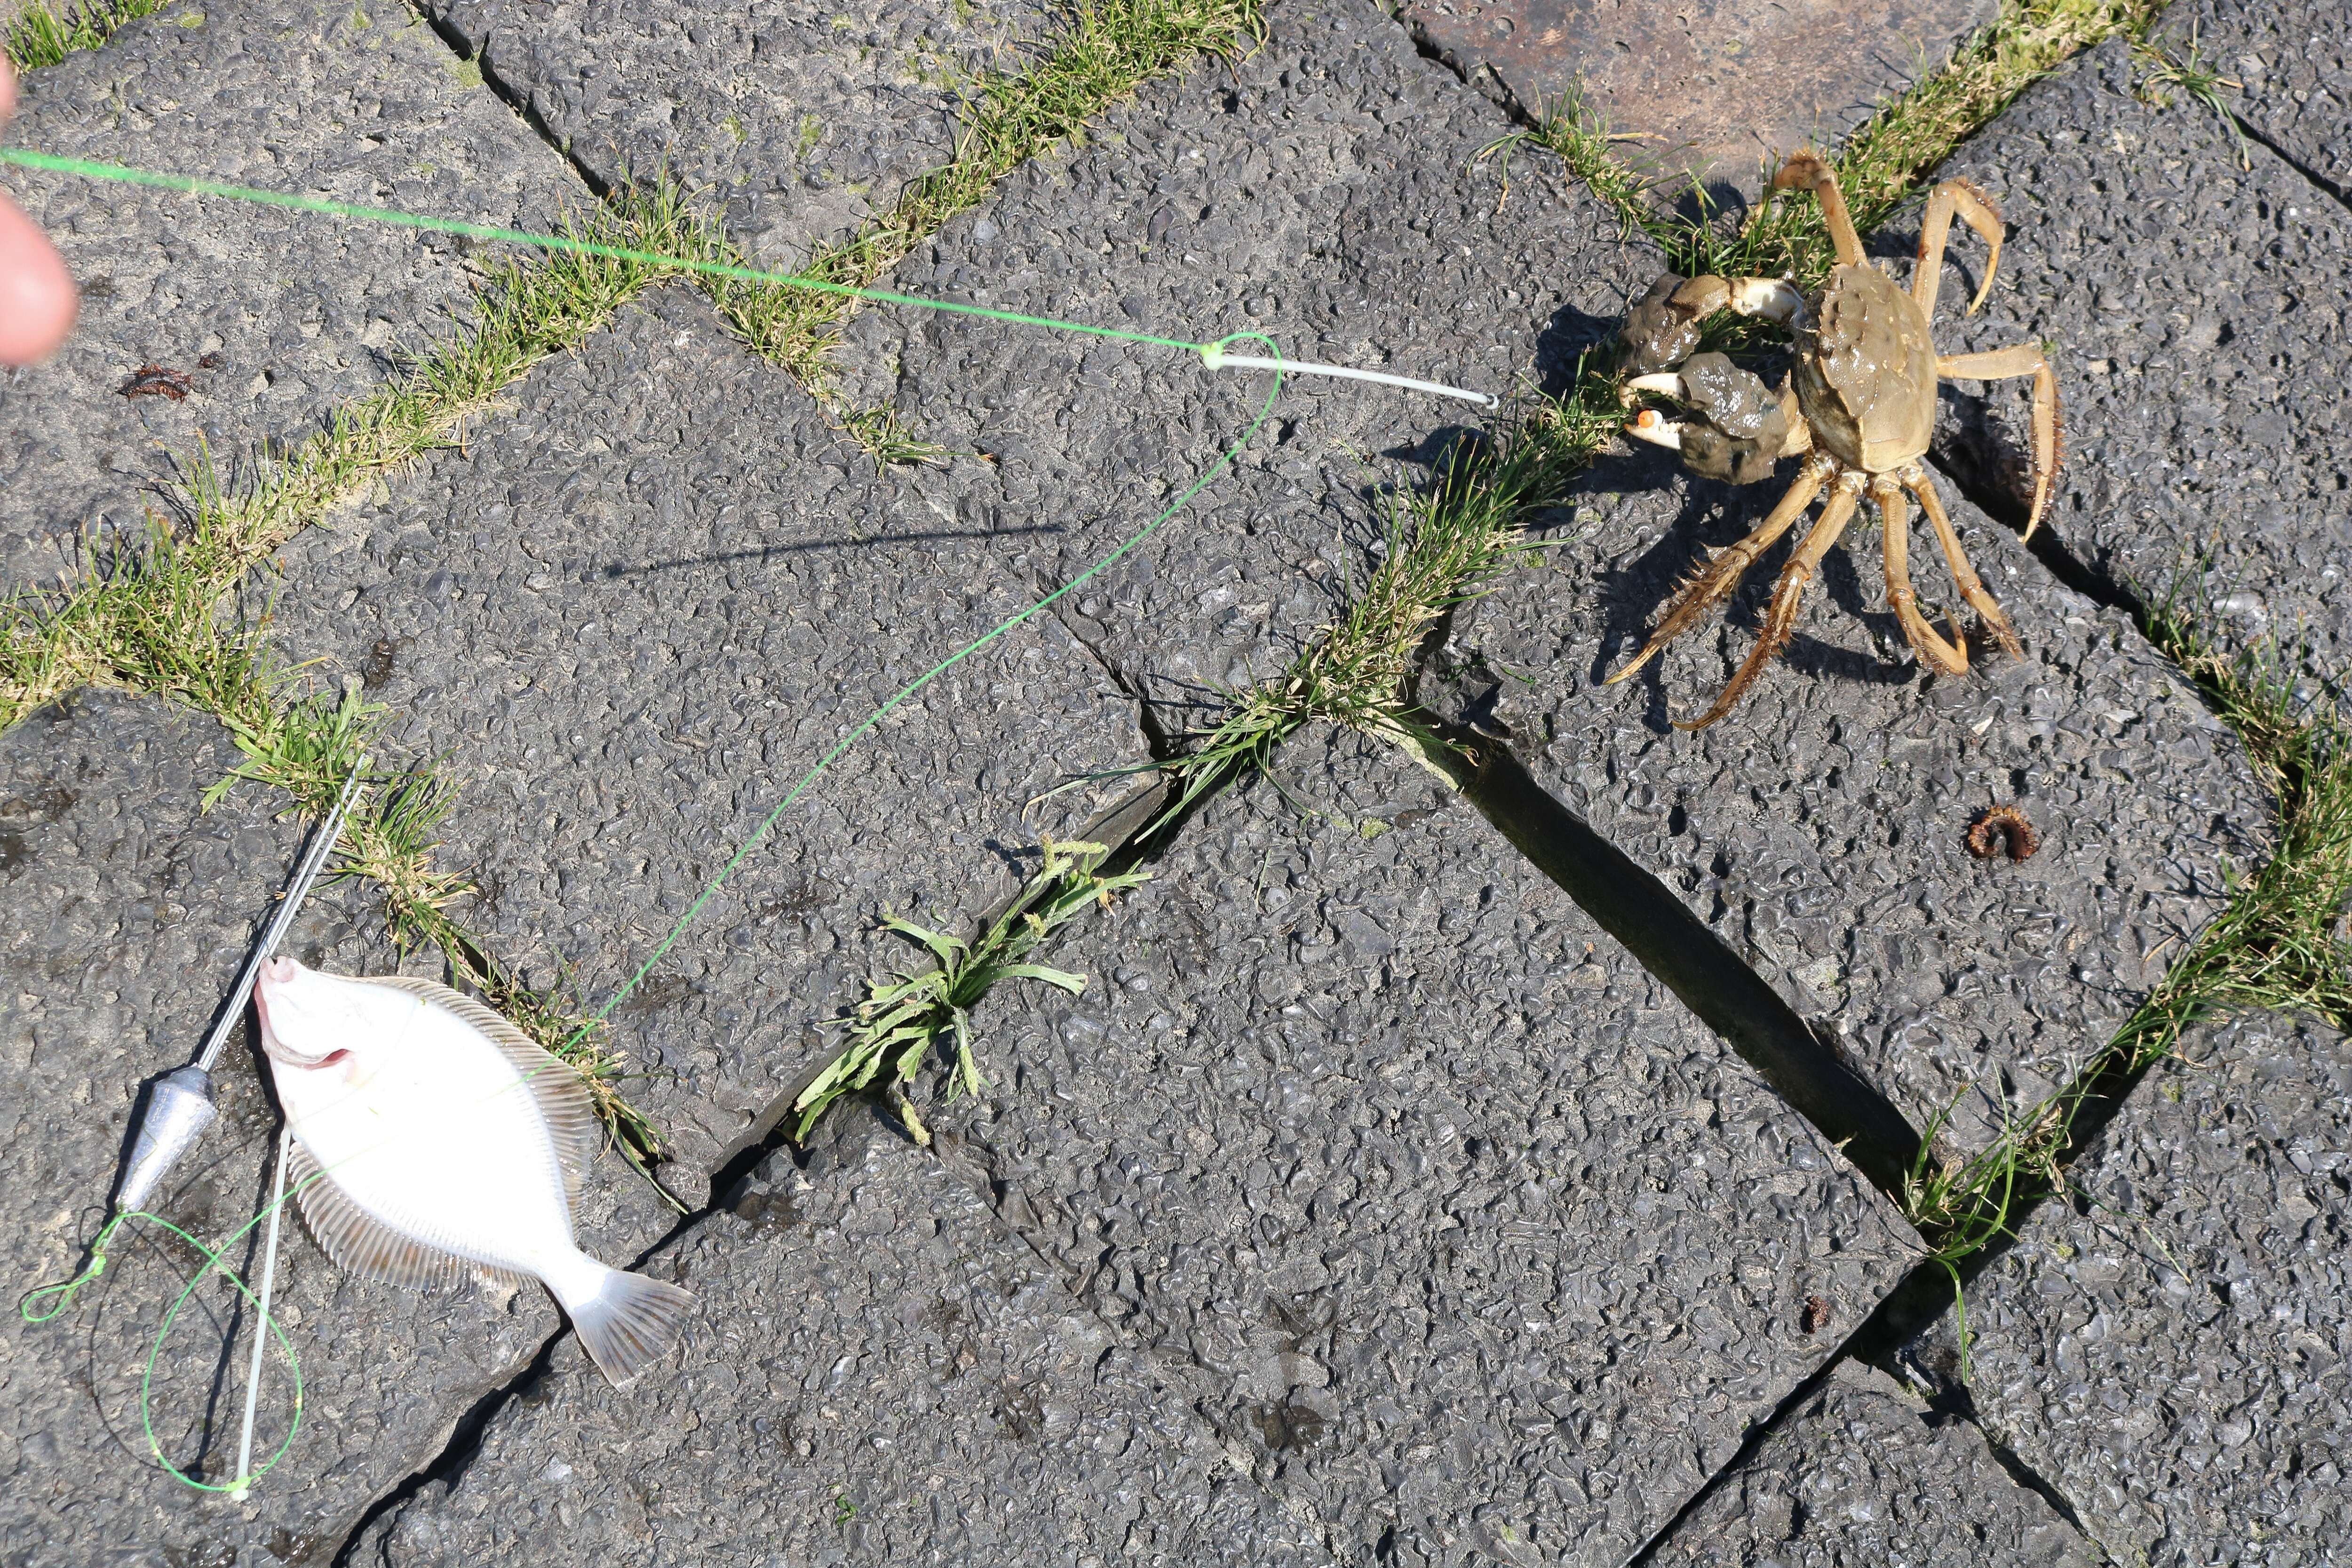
[793,837,1149,1141]
[2133,25,2251,168]
[4,0,171,69]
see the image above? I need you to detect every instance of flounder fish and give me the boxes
[255,956,693,1385]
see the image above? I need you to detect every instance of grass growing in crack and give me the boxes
[1,0,1271,1176]
[0,184,700,723]
[793,837,1149,1141]
[839,404,953,467]
[1166,376,1623,796]
[1901,581,2352,1373]
[1531,0,2167,287]
[4,0,170,70]
[696,0,1265,390]
[178,656,681,1191]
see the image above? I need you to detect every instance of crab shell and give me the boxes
[1790,262,1939,473]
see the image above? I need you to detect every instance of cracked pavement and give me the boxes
[2,0,2346,1564]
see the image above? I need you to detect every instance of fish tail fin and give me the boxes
[558,1263,696,1387]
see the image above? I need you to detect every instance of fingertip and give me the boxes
[0,190,77,366]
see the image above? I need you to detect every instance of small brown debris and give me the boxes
[1967,805,2040,862]
[1800,1295,1831,1335]
[118,363,192,401]
[196,351,225,370]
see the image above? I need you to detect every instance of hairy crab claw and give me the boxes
[1622,353,1804,486]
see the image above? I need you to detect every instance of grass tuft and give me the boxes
[699,0,1264,390]
[4,0,170,70]
[0,0,1266,1167]
[792,837,1149,1140]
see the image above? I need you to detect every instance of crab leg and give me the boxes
[1769,153,1864,268]
[1937,344,2062,538]
[1605,456,1834,686]
[1875,477,1970,675]
[1914,178,2005,319]
[1677,474,1862,731]
[1906,469,2024,659]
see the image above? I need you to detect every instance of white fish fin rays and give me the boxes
[566,1266,697,1387]
[364,975,602,1210]
[284,1137,469,1292]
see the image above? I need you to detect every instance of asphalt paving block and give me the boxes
[0,0,584,587]
[835,0,1653,724]
[357,1116,1334,1567]
[0,691,669,1565]
[1923,38,2352,686]
[1933,1012,2352,1563]
[420,0,1058,267]
[1421,443,2268,1155]
[1390,0,1998,189]
[1645,1358,2099,1567]
[260,285,1150,1186]
[2155,0,2352,200]
[934,727,1917,1568]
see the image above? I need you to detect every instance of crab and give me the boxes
[1605,154,2061,730]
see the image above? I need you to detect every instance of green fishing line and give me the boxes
[20,1176,320,1497]
[569,342,1285,1041]
[5,144,1306,1499]
[0,147,1208,354]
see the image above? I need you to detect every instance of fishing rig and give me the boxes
[5,143,1505,1503]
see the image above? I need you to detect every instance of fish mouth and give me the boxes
[254,957,346,1068]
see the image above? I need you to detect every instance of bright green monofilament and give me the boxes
[568,339,1287,1041]
[19,1180,318,1495]
[0,148,1208,355]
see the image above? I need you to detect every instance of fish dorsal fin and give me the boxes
[283,1138,469,1292]
[364,975,602,1213]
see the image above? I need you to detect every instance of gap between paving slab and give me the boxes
[348,1115,1335,1567]
[1923,36,2352,692]
[836,0,1648,740]
[416,0,1062,264]
[1892,1009,2352,1563]
[0,0,585,587]
[1421,397,2268,1162]
[2155,0,2352,205]
[1637,1354,2100,1566]
[930,727,1916,1568]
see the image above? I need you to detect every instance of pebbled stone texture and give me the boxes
[0,692,668,1566]
[358,1117,1334,1567]
[938,728,1916,1568]
[1915,1013,2352,1564]
[0,0,583,587]
[1646,1358,2098,1567]
[421,0,1057,266]
[1392,0,1998,190]
[2156,0,2352,201]
[1422,446,2268,1154]
[262,287,1148,1184]
[837,0,1652,728]
[1923,39,2352,689]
